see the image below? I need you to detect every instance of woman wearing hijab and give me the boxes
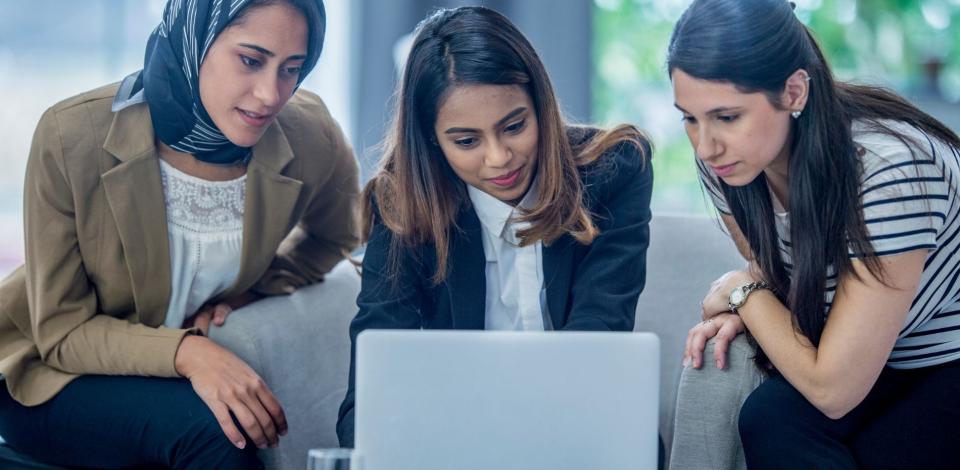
[0,0,357,468]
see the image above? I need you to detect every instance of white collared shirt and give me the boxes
[467,182,546,331]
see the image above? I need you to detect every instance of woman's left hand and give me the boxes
[683,313,745,370]
[701,269,758,320]
[184,291,265,335]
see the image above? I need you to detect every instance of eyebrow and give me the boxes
[238,43,307,61]
[444,107,528,134]
[674,103,743,115]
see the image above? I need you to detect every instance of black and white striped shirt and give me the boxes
[698,120,960,369]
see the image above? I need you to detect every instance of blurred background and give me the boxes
[1,0,958,277]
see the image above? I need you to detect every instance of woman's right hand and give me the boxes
[174,335,287,449]
[682,313,745,370]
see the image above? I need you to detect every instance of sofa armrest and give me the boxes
[209,259,361,470]
[633,214,744,461]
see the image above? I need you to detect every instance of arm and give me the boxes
[24,109,192,377]
[25,109,285,450]
[562,142,653,332]
[735,250,924,419]
[720,214,754,263]
[252,109,361,295]
[336,213,426,447]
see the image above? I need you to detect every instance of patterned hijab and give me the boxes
[114,0,326,165]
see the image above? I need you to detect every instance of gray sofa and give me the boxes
[210,214,743,470]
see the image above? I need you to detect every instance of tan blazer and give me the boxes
[0,83,359,406]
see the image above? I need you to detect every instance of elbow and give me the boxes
[819,402,853,421]
[808,387,859,420]
[36,341,71,373]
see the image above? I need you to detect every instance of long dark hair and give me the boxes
[667,0,960,347]
[363,6,648,283]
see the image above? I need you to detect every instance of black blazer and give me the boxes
[336,137,653,446]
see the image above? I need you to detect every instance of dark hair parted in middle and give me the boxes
[667,0,960,347]
[362,5,649,283]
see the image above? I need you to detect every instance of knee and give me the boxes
[172,400,262,469]
[678,336,759,396]
[737,377,797,444]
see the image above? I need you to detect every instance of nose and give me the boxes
[484,138,512,169]
[695,126,722,161]
[252,71,282,110]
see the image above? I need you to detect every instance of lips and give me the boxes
[488,166,523,188]
[237,108,273,128]
[711,162,737,177]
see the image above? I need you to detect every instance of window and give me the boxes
[592,0,960,215]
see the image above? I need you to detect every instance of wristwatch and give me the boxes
[728,281,771,314]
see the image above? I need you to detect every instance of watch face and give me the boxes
[730,287,746,306]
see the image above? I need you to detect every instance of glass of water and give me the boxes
[307,448,362,470]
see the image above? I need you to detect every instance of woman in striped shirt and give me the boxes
[667,0,960,468]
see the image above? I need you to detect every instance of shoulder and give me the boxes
[853,120,952,247]
[27,83,122,182]
[853,119,951,196]
[275,88,341,146]
[572,126,652,200]
[36,83,119,143]
[275,88,356,175]
[854,119,940,176]
[48,82,119,114]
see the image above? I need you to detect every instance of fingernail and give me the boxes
[716,360,723,369]
[682,357,691,368]
[235,440,246,449]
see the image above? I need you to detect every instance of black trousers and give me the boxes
[738,359,960,469]
[0,375,262,470]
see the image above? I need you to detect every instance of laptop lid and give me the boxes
[355,330,660,470]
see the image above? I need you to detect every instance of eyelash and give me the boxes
[681,115,739,124]
[454,137,477,147]
[239,55,302,78]
[505,119,526,134]
[452,119,527,148]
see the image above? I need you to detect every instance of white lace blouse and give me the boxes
[158,159,246,328]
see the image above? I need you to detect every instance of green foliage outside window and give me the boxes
[593,0,960,214]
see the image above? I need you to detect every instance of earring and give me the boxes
[791,110,802,119]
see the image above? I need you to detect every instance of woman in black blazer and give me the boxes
[337,6,654,446]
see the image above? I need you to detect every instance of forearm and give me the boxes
[737,291,853,418]
[254,186,359,295]
[40,314,194,377]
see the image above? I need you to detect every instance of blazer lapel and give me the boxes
[446,206,486,330]
[220,121,303,299]
[101,104,171,326]
[543,236,574,329]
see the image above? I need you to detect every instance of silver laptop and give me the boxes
[354,330,660,470]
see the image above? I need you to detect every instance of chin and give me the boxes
[223,129,264,148]
[720,172,761,187]
[490,179,532,203]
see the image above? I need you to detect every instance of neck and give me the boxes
[764,139,792,211]
[157,140,247,181]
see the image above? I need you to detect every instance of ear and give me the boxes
[781,68,810,113]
